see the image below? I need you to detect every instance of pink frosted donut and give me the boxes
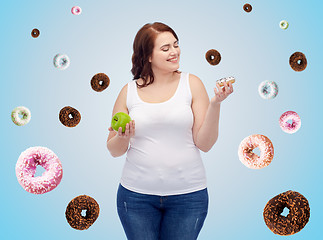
[71,6,82,15]
[238,134,274,169]
[279,111,301,134]
[15,146,63,194]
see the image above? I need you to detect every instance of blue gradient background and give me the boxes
[1,0,322,239]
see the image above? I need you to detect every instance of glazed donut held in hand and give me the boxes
[109,112,135,139]
[216,76,235,87]
[211,79,234,106]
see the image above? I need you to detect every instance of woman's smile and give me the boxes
[167,56,178,63]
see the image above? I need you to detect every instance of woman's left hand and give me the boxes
[210,81,233,107]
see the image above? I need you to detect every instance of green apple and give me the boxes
[111,112,132,132]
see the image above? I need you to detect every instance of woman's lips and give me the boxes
[167,57,178,63]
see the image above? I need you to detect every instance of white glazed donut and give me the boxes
[53,54,70,70]
[11,106,31,126]
[15,146,63,194]
[279,111,301,134]
[238,134,274,169]
[71,6,82,15]
[258,81,278,99]
[280,20,289,30]
[216,76,236,87]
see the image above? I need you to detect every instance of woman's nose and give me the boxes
[169,47,178,55]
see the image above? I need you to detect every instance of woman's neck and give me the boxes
[150,69,178,86]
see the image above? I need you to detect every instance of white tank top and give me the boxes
[120,72,207,196]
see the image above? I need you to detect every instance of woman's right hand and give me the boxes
[108,120,135,140]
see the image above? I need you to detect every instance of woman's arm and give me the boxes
[190,74,233,152]
[195,102,221,152]
[107,133,132,158]
[107,84,135,157]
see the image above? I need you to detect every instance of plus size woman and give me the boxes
[107,22,233,240]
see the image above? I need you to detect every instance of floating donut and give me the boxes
[263,190,310,236]
[91,73,110,92]
[71,6,82,15]
[15,146,63,194]
[65,195,100,230]
[258,81,279,99]
[53,54,70,70]
[31,28,40,38]
[205,49,221,66]
[238,134,274,169]
[11,106,31,126]
[289,52,307,72]
[279,111,301,134]
[59,106,81,127]
[280,20,289,30]
[243,3,252,12]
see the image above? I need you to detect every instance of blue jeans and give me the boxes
[117,184,208,240]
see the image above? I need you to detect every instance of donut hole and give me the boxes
[281,207,290,217]
[81,209,87,217]
[35,165,46,177]
[297,59,302,65]
[68,113,74,119]
[99,80,103,85]
[262,86,269,94]
[60,58,68,66]
[253,147,261,157]
[210,55,215,60]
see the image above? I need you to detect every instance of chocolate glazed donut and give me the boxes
[263,190,310,235]
[31,28,40,38]
[91,73,110,92]
[289,52,307,72]
[65,195,100,230]
[205,49,221,66]
[59,106,81,127]
[243,4,252,12]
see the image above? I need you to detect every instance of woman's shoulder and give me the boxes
[188,73,203,86]
[188,73,208,100]
[117,80,134,102]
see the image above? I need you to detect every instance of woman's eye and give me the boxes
[162,49,169,52]
[174,45,179,48]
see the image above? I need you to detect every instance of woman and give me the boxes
[107,22,233,240]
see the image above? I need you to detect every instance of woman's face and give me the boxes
[149,31,180,73]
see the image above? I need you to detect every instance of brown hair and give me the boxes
[131,22,179,88]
